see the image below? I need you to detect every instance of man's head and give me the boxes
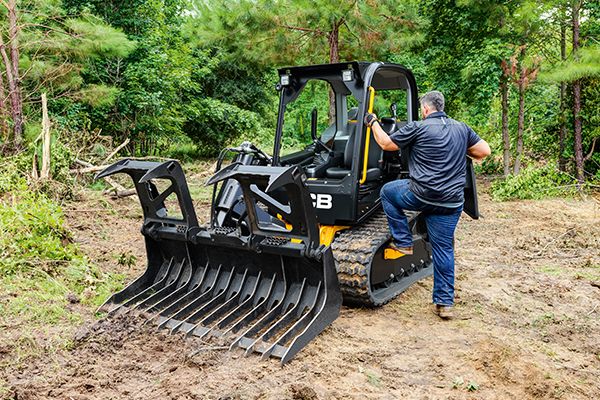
[419,91,445,118]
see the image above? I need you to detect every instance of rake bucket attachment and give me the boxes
[96,159,341,363]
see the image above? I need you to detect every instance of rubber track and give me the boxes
[331,211,396,307]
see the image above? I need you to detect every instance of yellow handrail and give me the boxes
[360,86,376,185]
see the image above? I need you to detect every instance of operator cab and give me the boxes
[272,62,418,224]
[276,63,415,186]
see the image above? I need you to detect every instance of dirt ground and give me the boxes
[3,182,600,400]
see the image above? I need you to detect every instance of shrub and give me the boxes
[0,160,125,326]
[183,98,264,157]
[490,163,579,201]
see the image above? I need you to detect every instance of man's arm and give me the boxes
[467,139,491,160]
[371,120,399,151]
[364,113,406,151]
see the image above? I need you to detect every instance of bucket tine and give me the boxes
[187,269,251,338]
[260,282,321,359]
[107,258,175,315]
[149,261,210,325]
[128,259,186,312]
[210,271,262,334]
[243,278,307,357]
[231,278,289,355]
[142,258,193,314]
[165,265,228,333]
[178,267,238,336]
[222,273,277,339]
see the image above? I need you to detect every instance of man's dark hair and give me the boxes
[420,91,445,112]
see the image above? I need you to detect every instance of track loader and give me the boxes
[97,62,480,363]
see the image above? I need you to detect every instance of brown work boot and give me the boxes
[388,242,413,255]
[434,304,453,320]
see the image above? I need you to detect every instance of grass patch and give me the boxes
[0,162,127,373]
[538,264,600,281]
[538,265,564,276]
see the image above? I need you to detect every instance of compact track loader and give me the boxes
[97,62,480,363]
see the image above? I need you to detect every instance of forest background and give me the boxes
[0,0,598,189]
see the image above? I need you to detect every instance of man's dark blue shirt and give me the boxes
[388,111,481,207]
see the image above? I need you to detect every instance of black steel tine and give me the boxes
[107,258,174,315]
[147,260,210,323]
[143,259,193,314]
[261,281,321,359]
[128,259,186,311]
[179,267,238,336]
[235,279,290,356]
[212,271,262,331]
[140,258,192,311]
[245,278,307,357]
[224,274,277,346]
[165,265,227,333]
[146,264,208,323]
[156,264,221,330]
[229,256,289,351]
[188,269,250,338]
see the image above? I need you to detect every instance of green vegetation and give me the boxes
[490,163,580,200]
[0,157,125,327]
[0,0,597,189]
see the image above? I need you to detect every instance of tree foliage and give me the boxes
[0,0,597,182]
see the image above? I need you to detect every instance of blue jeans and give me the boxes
[380,179,463,306]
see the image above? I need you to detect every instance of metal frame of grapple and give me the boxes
[96,159,342,363]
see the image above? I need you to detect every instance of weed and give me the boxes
[364,370,382,387]
[531,313,557,328]
[466,381,479,391]
[538,266,563,276]
[452,376,464,389]
[117,251,137,268]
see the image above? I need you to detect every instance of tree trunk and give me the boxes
[7,0,23,149]
[501,79,510,176]
[40,93,51,180]
[513,85,525,175]
[0,65,8,142]
[572,1,584,184]
[1,1,23,151]
[558,16,567,172]
[327,20,340,123]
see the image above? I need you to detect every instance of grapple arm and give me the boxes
[95,159,341,364]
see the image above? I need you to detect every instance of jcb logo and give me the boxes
[310,193,332,209]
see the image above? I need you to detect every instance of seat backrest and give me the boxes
[367,130,383,170]
[342,123,357,168]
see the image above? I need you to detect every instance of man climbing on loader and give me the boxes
[364,90,491,319]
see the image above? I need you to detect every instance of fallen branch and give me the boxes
[74,158,138,202]
[70,164,108,174]
[106,188,136,198]
[102,138,130,164]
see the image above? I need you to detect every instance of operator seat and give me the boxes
[325,111,382,181]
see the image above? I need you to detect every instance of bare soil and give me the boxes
[3,184,600,400]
